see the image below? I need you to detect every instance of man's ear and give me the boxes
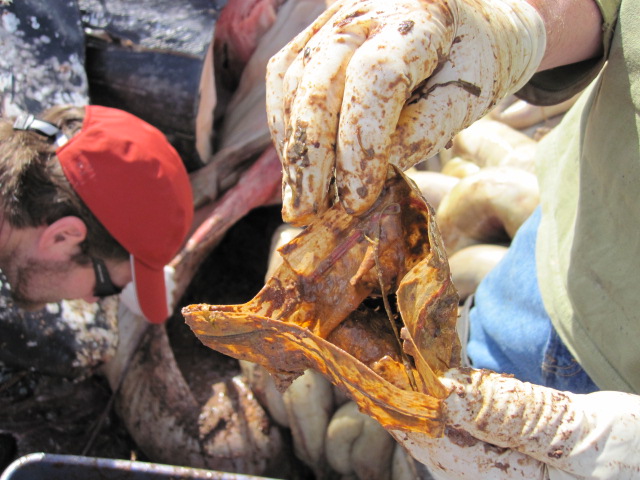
[38,216,87,259]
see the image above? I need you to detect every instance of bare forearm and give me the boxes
[526,0,603,71]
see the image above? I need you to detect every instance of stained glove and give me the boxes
[266,0,546,225]
[392,368,640,480]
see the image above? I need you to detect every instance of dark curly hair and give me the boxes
[0,105,128,263]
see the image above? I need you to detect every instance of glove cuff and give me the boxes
[482,0,547,95]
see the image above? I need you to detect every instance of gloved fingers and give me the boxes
[278,16,367,224]
[266,0,349,225]
[269,0,544,224]
[441,368,573,454]
[265,0,343,153]
[387,17,505,172]
[271,0,455,224]
[334,1,454,216]
[442,369,637,477]
[446,368,640,478]
[388,72,482,172]
[336,0,545,213]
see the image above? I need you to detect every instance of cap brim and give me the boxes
[132,257,170,324]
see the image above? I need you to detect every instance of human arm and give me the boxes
[518,0,617,105]
[526,0,603,71]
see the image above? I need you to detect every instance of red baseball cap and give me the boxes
[56,105,193,323]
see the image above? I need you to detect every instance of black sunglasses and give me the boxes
[91,257,124,298]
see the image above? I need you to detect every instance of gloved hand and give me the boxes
[266,0,546,225]
[391,368,640,480]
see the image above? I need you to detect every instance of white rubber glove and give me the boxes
[266,0,546,225]
[391,368,640,480]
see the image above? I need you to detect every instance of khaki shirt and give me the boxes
[520,0,640,392]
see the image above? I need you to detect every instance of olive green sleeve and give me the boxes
[516,0,622,105]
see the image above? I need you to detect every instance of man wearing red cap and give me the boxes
[0,104,193,324]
